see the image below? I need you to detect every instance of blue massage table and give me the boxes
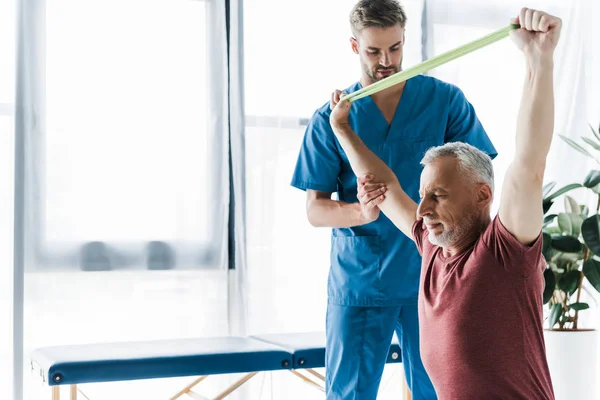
[30,331,404,399]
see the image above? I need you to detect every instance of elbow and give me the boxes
[307,212,320,227]
[306,200,322,227]
[529,163,546,183]
[513,157,546,182]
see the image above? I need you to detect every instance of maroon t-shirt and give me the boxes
[412,215,554,399]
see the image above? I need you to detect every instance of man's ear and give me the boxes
[477,183,493,208]
[350,37,359,54]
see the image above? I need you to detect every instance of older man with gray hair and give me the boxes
[327,7,560,399]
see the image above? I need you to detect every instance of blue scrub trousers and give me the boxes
[325,303,437,399]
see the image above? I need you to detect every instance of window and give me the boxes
[22,1,231,398]
[34,0,222,271]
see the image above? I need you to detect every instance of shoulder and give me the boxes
[412,74,460,96]
[480,215,544,272]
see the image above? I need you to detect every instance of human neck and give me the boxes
[359,76,405,100]
[441,215,491,258]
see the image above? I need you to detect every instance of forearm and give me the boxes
[307,198,368,228]
[332,125,401,188]
[514,55,554,171]
[330,124,418,238]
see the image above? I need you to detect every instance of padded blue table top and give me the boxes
[31,336,292,386]
[253,331,402,369]
[31,332,403,386]
[253,331,326,351]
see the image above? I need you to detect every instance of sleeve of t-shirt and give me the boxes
[290,110,341,193]
[445,85,498,160]
[411,219,428,256]
[482,215,545,276]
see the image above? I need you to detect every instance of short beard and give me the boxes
[362,61,401,83]
[427,211,478,248]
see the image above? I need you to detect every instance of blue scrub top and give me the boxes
[291,75,497,307]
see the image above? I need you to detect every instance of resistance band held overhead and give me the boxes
[342,23,521,103]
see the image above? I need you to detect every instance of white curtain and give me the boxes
[582,0,600,371]
[542,0,595,202]
[586,0,600,128]
[0,0,16,385]
[426,0,591,213]
[15,0,232,399]
[14,0,41,398]
[0,0,15,395]
[227,0,249,337]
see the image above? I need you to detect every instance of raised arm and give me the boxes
[499,8,562,245]
[328,91,418,239]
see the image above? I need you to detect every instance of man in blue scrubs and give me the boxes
[290,0,497,398]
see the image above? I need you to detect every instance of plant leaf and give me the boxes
[543,181,557,198]
[564,196,579,214]
[558,269,581,295]
[557,213,573,235]
[569,302,590,311]
[583,170,600,188]
[582,137,600,152]
[544,214,558,226]
[546,226,562,235]
[549,303,562,329]
[570,213,584,237]
[551,235,582,253]
[543,267,555,304]
[581,205,589,217]
[559,135,598,160]
[583,258,600,294]
[543,200,553,215]
[582,215,600,256]
[542,233,552,261]
[590,123,600,143]
[545,183,583,201]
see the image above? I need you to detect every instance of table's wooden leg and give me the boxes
[289,370,325,392]
[213,372,258,400]
[170,376,208,399]
[403,373,412,400]
[52,386,60,400]
[305,368,325,382]
[70,385,77,400]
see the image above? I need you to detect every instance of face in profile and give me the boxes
[351,24,405,84]
[417,156,489,248]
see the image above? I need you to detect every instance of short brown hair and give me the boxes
[349,0,408,36]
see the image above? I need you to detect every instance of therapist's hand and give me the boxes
[329,90,352,132]
[357,174,386,223]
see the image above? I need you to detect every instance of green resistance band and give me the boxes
[342,23,520,102]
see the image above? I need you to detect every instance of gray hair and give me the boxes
[421,142,494,194]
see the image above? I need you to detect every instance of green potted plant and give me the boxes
[541,123,600,400]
